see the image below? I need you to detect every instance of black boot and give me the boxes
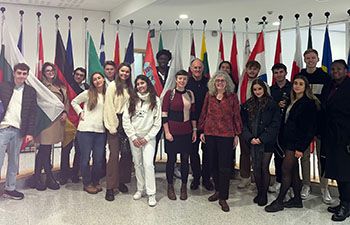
[42,146,60,190]
[31,152,46,191]
[332,202,350,222]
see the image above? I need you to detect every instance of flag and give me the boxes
[66,26,74,83]
[55,29,81,131]
[291,19,303,81]
[161,30,183,98]
[200,31,210,78]
[87,32,104,84]
[272,24,282,84]
[0,21,64,137]
[36,19,44,80]
[239,31,267,103]
[217,31,224,68]
[17,15,23,54]
[230,29,239,85]
[188,29,196,72]
[114,31,120,67]
[99,30,105,66]
[307,19,313,49]
[144,31,163,96]
[321,25,332,73]
[124,32,135,81]
[243,24,251,66]
[158,31,164,51]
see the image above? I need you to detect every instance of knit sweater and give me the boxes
[103,81,130,134]
[71,90,105,133]
[122,92,161,142]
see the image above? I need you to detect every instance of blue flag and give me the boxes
[124,32,134,64]
[17,22,23,53]
[99,31,105,66]
[321,26,332,73]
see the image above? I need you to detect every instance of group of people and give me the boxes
[0,47,349,222]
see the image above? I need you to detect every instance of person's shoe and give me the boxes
[300,185,311,200]
[167,184,176,200]
[133,191,145,200]
[321,188,333,205]
[253,195,260,204]
[180,183,188,200]
[265,200,284,213]
[238,177,251,189]
[208,192,219,202]
[118,183,128,193]
[105,189,115,201]
[328,204,341,214]
[202,180,214,191]
[190,180,200,190]
[258,195,268,206]
[148,195,157,207]
[46,174,60,190]
[59,175,68,185]
[83,185,98,194]
[94,184,103,193]
[3,190,24,200]
[219,200,230,212]
[331,203,350,222]
[283,197,303,208]
[174,166,181,179]
[32,176,47,191]
[71,175,80,183]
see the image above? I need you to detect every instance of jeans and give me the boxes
[77,131,106,186]
[0,127,22,191]
[130,138,156,195]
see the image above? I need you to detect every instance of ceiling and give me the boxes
[1,0,349,32]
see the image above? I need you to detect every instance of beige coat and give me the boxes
[36,81,69,145]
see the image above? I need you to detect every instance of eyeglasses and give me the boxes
[45,69,54,73]
[215,79,226,83]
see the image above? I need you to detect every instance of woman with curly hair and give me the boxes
[241,79,280,206]
[199,71,242,212]
[122,75,161,207]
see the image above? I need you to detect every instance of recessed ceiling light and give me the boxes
[272,21,280,26]
[179,14,188,19]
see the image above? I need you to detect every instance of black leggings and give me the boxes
[166,152,189,184]
[35,144,53,177]
[276,150,302,204]
[252,151,272,198]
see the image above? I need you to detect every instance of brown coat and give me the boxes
[36,81,69,145]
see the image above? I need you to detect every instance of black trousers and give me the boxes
[190,131,211,183]
[337,180,350,203]
[206,135,234,200]
[60,138,80,178]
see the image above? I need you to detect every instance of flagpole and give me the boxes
[18,10,24,54]
[36,12,42,78]
[84,17,88,69]
[158,20,163,51]
[1,7,6,45]
[307,13,313,49]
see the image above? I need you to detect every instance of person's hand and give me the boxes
[295,150,303,159]
[60,112,67,122]
[278,100,286,108]
[192,131,197,143]
[250,138,259,145]
[139,138,148,146]
[132,138,142,148]
[165,132,174,142]
[234,136,239,147]
[24,135,33,143]
[255,138,262,145]
[79,112,85,121]
[200,133,206,143]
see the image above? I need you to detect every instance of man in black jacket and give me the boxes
[0,63,37,200]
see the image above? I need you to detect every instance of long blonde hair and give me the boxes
[291,75,320,110]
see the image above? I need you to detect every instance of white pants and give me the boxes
[130,138,156,195]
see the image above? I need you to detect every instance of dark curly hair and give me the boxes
[156,49,172,61]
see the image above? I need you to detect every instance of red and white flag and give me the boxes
[114,31,120,68]
[35,18,44,79]
[217,31,225,68]
[144,31,163,96]
[272,23,282,84]
[291,18,303,81]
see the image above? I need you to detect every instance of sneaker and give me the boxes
[238,177,251,189]
[265,200,284,213]
[174,166,181,179]
[133,191,145,200]
[148,195,157,207]
[301,185,311,200]
[321,188,333,205]
[3,190,24,200]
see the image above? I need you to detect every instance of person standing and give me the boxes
[186,58,213,191]
[321,60,350,222]
[0,63,37,200]
[123,75,161,207]
[199,71,242,212]
[298,49,332,204]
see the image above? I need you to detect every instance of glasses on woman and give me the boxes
[215,79,226,83]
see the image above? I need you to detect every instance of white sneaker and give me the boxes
[238,177,251,189]
[133,191,145,200]
[321,188,333,205]
[148,195,157,207]
[301,185,311,200]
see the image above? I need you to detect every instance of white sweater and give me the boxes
[122,92,161,142]
[71,90,105,133]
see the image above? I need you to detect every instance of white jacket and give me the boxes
[122,92,161,142]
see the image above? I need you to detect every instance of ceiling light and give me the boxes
[272,21,280,26]
[179,14,188,19]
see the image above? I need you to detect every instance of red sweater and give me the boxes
[199,92,242,137]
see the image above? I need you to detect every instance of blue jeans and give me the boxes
[77,131,106,186]
[0,127,22,191]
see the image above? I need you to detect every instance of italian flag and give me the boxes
[0,21,64,138]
